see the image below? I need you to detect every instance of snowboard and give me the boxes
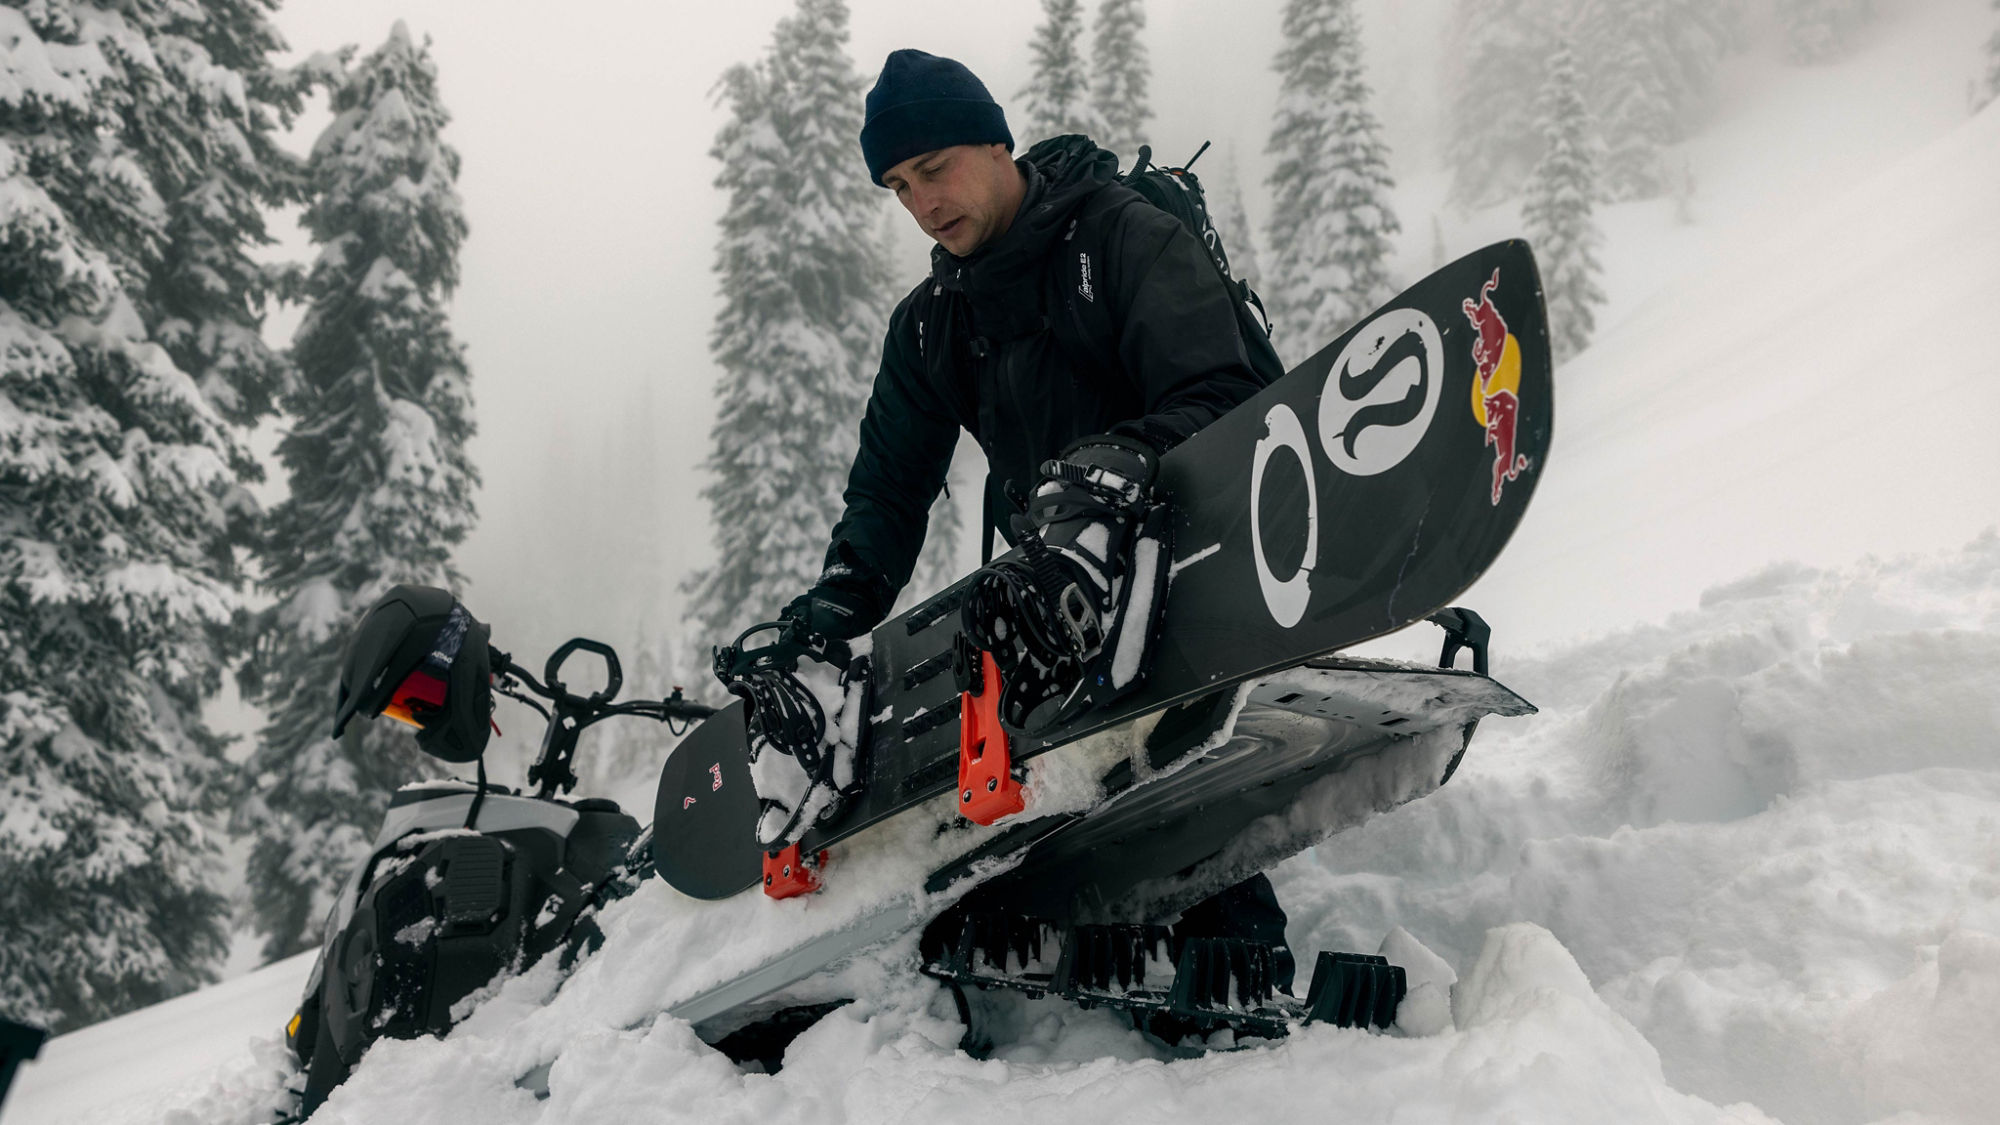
[655,240,1553,901]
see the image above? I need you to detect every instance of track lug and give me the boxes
[1302,951,1406,1029]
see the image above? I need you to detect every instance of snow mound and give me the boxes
[1273,532,2000,1125]
[291,924,1766,1125]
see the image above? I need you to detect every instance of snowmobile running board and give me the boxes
[921,914,1406,1052]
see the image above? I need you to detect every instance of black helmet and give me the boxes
[333,585,495,763]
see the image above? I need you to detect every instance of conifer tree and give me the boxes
[1091,0,1153,159]
[1444,0,1550,206]
[236,24,475,961]
[1,0,304,1028]
[1522,41,1607,364]
[1020,0,1101,143]
[684,0,893,643]
[1207,147,1264,291]
[1779,0,1873,64]
[1982,0,2000,110]
[1599,33,1671,200]
[1445,0,1732,205]
[1264,0,1401,366]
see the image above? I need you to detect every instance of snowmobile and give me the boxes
[281,586,713,1117]
[292,241,1553,1102]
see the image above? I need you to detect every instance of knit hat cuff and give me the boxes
[861,97,1012,187]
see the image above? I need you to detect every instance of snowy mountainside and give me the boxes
[1435,72,2000,652]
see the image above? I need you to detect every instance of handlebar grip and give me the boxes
[546,637,623,701]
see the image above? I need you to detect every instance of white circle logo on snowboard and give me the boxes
[1250,403,1318,629]
[1317,309,1444,477]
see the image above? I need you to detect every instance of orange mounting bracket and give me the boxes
[762,843,826,899]
[958,649,1026,825]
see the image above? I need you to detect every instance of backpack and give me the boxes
[1044,140,1285,405]
[1116,142,1273,336]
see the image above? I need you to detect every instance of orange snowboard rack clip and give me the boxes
[957,649,1025,825]
[762,843,825,899]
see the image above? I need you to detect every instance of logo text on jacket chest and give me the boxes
[1077,252,1095,303]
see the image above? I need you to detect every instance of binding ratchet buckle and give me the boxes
[953,634,1025,825]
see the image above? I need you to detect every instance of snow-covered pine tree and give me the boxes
[1444,0,1550,206]
[1019,0,1101,143]
[1,0,304,1029]
[1592,0,1731,140]
[1779,0,1873,64]
[1598,30,1671,200]
[1982,0,2000,110]
[1264,0,1401,366]
[1091,0,1153,160]
[683,0,893,643]
[1446,0,1732,206]
[236,24,476,961]
[1522,40,1607,364]
[1207,146,1264,291]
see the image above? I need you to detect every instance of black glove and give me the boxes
[781,542,894,640]
[781,580,874,640]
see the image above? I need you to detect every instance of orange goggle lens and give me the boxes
[381,669,449,728]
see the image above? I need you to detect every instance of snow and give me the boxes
[3,953,311,1125]
[12,9,2000,1124]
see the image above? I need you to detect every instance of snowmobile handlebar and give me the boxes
[489,639,716,800]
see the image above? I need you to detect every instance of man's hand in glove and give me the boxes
[781,578,875,640]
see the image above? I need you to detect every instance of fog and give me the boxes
[251,0,1991,702]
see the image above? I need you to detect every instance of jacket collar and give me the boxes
[929,136,1118,303]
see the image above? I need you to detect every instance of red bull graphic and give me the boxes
[1462,269,1530,504]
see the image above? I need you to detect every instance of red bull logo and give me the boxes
[1462,269,1530,504]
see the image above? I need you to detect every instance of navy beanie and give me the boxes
[860,50,1013,187]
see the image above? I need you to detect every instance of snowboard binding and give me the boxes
[713,618,868,850]
[961,435,1173,735]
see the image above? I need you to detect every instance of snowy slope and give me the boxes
[1458,95,2000,650]
[5,953,309,1124]
[12,14,2000,1125]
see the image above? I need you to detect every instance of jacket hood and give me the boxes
[930,135,1119,297]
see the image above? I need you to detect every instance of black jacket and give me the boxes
[823,137,1280,626]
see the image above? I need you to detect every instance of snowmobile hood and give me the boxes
[928,135,1119,305]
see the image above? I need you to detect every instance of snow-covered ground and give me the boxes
[11,5,1999,1124]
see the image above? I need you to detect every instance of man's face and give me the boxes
[882,144,1021,257]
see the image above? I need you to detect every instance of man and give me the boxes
[786,48,1278,658]
[751,49,1296,993]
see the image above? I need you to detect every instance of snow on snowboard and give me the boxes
[655,240,1553,909]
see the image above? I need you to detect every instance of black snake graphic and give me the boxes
[1332,329,1431,459]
